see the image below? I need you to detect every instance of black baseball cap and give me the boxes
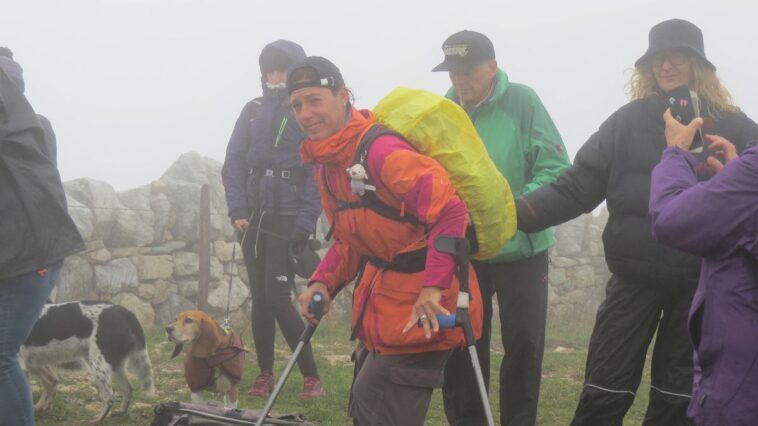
[286,56,345,95]
[432,30,496,72]
[635,19,715,70]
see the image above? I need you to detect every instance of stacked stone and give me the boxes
[56,153,250,330]
[56,151,611,332]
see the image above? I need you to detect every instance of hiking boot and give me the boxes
[301,376,325,398]
[247,371,275,396]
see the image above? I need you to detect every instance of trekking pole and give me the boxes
[255,292,325,426]
[425,236,495,426]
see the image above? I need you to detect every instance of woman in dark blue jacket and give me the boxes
[221,40,324,398]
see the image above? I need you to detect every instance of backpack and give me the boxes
[151,402,314,426]
[358,87,517,260]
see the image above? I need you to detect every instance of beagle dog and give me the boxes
[166,311,246,408]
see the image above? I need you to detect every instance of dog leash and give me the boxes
[222,244,235,335]
[221,211,256,335]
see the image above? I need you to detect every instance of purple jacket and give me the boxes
[649,146,758,425]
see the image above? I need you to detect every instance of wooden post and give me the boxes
[198,184,211,310]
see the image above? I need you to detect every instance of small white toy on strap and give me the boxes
[346,164,376,196]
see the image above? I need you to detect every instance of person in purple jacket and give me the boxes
[221,40,324,398]
[649,109,758,425]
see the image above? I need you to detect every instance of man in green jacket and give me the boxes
[433,30,571,426]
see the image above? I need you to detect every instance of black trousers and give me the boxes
[571,274,696,426]
[241,212,318,378]
[349,342,450,426]
[443,251,549,426]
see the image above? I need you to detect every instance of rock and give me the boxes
[151,193,173,244]
[554,216,588,257]
[94,258,139,295]
[210,257,224,282]
[208,277,249,311]
[549,267,567,287]
[173,251,199,276]
[85,240,105,251]
[567,265,595,289]
[83,247,112,264]
[160,181,202,242]
[236,263,249,285]
[138,284,156,301]
[55,256,95,302]
[154,294,196,326]
[112,293,155,329]
[152,280,178,305]
[113,185,155,247]
[150,241,186,255]
[176,279,199,298]
[137,255,174,281]
[111,247,150,258]
[213,241,241,263]
[64,178,124,242]
[551,256,578,268]
[109,209,154,248]
[65,195,95,241]
[157,153,231,241]
[547,285,558,306]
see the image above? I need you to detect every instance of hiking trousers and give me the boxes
[571,274,695,426]
[348,342,451,426]
[0,262,60,426]
[241,212,318,378]
[443,251,549,426]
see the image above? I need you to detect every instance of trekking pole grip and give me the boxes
[302,291,325,343]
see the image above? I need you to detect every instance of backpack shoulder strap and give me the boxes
[353,124,406,169]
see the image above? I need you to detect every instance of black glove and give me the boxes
[289,228,311,253]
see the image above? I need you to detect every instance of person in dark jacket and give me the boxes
[0,54,84,426]
[0,48,57,165]
[650,112,758,425]
[221,40,324,398]
[516,19,758,425]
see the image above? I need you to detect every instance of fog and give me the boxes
[3,0,756,190]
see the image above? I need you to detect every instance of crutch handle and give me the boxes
[417,314,457,329]
[309,291,325,321]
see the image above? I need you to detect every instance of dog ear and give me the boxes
[171,343,184,359]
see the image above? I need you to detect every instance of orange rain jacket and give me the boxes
[302,108,482,355]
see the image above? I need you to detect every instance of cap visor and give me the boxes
[432,60,477,73]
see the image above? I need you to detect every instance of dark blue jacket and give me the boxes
[221,40,321,234]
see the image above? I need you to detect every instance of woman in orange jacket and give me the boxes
[287,56,483,425]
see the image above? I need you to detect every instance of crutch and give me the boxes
[254,292,325,426]
[426,236,495,426]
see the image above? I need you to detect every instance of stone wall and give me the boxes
[55,152,610,331]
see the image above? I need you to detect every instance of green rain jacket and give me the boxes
[447,69,571,262]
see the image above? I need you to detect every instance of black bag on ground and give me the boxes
[151,402,315,426]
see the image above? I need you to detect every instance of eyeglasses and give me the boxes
[651,51,689,69]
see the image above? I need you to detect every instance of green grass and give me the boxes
[34,317,653,425]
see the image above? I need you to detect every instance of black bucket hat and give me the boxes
[635,19,715,70]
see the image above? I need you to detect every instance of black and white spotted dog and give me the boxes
[19,301,156,424]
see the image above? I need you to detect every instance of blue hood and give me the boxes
[259,40,306,99]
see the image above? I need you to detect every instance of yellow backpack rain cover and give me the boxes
[373,87,517,260]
